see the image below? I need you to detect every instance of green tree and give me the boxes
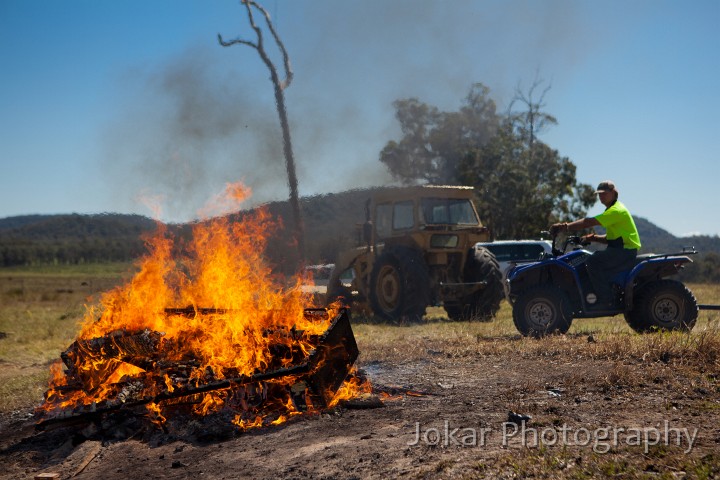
[380,83,499,185]
[459,122,595,239]
[381,82,594,239]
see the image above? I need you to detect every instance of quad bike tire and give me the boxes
[369,248,431,322]
[624,279,698,333]
[445,246,504,321]
[512,285,573,337]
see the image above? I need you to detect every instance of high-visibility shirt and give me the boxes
[595,201,641,250]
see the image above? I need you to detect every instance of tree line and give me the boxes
[2,201,719,282]
[0,214,155,266]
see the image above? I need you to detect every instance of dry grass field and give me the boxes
[1,267,719,479]
[0,265,134,413]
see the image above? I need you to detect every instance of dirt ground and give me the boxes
[2,330,719,480]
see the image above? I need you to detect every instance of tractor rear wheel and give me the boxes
[512,285,573,337]
[624,280,698,333]
[445,246,504,321]
[369,248,431,322]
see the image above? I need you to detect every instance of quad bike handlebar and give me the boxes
[541,230,590,257]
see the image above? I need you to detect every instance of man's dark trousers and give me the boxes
[585,246,637,304]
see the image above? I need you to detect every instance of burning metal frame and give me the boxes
[36,307,359,431]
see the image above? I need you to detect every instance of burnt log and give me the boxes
[60,329,164,391]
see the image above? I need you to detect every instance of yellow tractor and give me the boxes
[327,186,504,321]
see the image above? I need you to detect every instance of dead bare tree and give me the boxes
[218,0,305,264]
[509,75,557,159]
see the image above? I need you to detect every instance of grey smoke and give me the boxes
[103,46,289,222]
[102,0,590,222]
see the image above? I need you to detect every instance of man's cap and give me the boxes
[594,180,616,194]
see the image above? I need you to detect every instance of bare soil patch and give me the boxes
[2,329,719,479]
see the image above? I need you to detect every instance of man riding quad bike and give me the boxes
[506,232,699,337]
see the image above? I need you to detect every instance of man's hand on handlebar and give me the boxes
[580,233,595,245]
[549,223,568,236]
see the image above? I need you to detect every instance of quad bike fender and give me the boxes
[621,254,694,309]
[508,259,580,302]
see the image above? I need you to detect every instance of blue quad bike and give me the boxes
[506,232,713,337]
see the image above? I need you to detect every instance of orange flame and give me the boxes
[38,182,356,431]
[328,369,373,408]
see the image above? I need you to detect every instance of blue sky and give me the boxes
[1,0,718,237]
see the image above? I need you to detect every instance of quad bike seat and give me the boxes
[609,254,657,286]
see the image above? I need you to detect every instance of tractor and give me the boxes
[326,186,504,322]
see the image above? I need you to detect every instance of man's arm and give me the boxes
[551,217,600,234]
[581,232,607,245]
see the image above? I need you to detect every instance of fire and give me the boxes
[37,182,358,431]
[328,369,373,407]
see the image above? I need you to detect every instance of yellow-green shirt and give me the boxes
[595,201,641,250]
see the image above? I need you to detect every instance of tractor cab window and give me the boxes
[393,201,414,230]
[375,203,393,239]
[421,198,479,225]
[375,201,415,239]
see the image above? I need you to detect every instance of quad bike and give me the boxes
[507,231,708,337]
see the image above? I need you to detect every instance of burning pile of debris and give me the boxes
[37,308,359,434]
[35,184,365,437]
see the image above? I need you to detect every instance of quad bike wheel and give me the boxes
[369,248,431,322]
[512,285,573,337]
[624,279,698,333]
[445,246,504,321]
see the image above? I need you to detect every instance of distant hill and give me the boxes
[629,217,716,254]
[0,213,157,266]
[2,190,719,276]
[0,213,157,237]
